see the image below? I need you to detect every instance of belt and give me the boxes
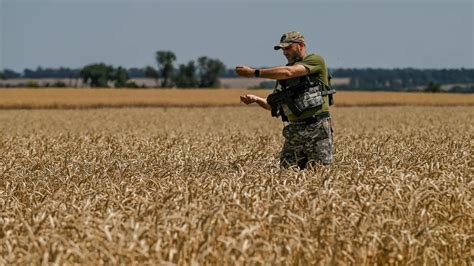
[289,112,330,125]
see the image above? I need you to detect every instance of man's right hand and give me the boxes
[240,94,259,104]
[235,66,255,77]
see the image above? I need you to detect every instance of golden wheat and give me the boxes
[0,106,472,264]
[0,89,473,109]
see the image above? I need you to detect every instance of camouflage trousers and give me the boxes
[280,116,334,169]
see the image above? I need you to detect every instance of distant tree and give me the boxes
[23,68,35,78]
[80,64,130,88]
[224,68,239,78]
[424,82,442,93]
[145,66,159,87]
[332,68,474,91]
[155,51,176,88]
[0,71,4,80]
[80,63,115,87]
[127,67,146,78]
[197,56,226,88]
[3,69,21,79]
[111,66,130,88]
[21,67,80,79]
[173,61,198,88]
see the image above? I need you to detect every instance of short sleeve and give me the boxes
[295,54,325,75]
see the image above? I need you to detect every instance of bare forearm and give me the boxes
[235,64,307,80]
[254,96,272,110]
[241,94,272,110]
[259,66,294,80]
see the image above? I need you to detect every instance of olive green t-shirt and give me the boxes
[274,53,330,121]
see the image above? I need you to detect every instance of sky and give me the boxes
[1,0,473,72]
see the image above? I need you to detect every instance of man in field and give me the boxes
[235,31,335,170]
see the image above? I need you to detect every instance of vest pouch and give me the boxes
[293,86,324,114]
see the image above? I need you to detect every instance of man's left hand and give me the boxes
[235,65,255,77]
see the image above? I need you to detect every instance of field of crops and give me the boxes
[0,92,472,264]
[1,89,474,109]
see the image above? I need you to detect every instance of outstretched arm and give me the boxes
[235,65,308,80]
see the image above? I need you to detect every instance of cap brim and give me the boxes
[274,42,292,50]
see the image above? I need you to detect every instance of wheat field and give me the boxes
[0,103,472,264]
[1,89,473,109]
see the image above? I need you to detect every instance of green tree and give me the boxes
[424,82,442,93]
[80,63,115,87]
[111,67,130,88]
[173,61,198,88]
[145,66,159,87]
[0,71,4,80]
[156,51,176,88]
[197,56,226,88]
[3,69,21,79]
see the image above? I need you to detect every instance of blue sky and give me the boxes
[1,0,473,71]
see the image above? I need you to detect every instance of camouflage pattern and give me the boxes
[292,85,325,114]
[280,116,333,169]
[274,31,305,50]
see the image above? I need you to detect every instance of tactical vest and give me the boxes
[267,72,335,121]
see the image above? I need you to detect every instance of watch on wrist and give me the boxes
[254,69,260,77]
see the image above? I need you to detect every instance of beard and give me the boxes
[286,51,303,64]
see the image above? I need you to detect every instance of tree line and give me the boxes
[79,51,227,88]
[1,59,473,92]
[330,68,474,92]
[140,51,226,88]
[0,51,226,89]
